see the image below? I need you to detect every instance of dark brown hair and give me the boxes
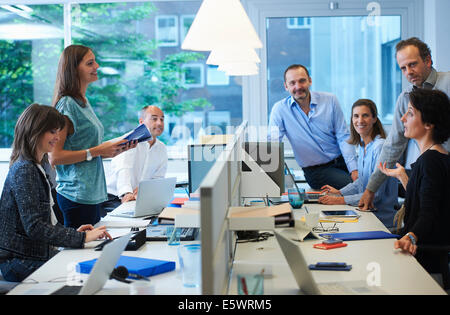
[10,104,66,166]
[347,99,386,146]
[408,88,450,144]
[284,64,310,82]
[52,44,91,107]
[396,37,433,66]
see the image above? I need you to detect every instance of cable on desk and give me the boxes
[235,232,274,244]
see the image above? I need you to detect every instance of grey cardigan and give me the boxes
[0,159,85,261]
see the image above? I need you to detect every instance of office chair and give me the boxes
[0,272,19,295]
[416,244,450,290]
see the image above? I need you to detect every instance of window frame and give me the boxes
[155,14,179,47]
[182,62,205,88]
[0,0,424,159]
[242,0,424,127]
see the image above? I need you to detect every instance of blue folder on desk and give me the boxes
[319,231,399,241]
[78,255,175,278]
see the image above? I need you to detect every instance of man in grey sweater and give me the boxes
[359,37,450,210]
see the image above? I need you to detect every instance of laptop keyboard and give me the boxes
[146,226,199,241]
[51,285,83,295]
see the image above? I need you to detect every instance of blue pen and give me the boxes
[315,262,347,268]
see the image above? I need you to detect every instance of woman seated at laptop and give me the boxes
[378,88,450,274]
[0,104,112,282]
[318,99,397,228]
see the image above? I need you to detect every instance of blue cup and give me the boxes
[178,244,201,287]
[166,226,181,246]
[288,187,304,209]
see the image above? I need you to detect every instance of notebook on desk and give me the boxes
[274,230,387,295]
[110,177,176,218]
[78,255,175,278]
[319,231,399,241]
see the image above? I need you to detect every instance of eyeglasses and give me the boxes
[312,222,339,233]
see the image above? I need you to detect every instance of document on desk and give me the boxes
[228,203,291,218]
[299,216,359,223]
[158,207,199,224]
[97,216,150,228]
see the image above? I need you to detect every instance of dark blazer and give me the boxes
[0,159,85,261]
[402,150,450,272]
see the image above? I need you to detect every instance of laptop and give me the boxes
[110,177,177,218]
[51,233,132,295]
[274,230,387,295]
[146,225,199,241]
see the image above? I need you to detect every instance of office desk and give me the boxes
[229,204,446,295]
[8,205,446,295]
[8,223,200,295]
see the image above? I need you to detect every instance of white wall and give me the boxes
[424,0,450,71]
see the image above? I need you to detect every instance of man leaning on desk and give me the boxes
[268,64,358,190]
[103,105,168,211]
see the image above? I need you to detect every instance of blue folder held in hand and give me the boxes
[319,231,399,241]
[78,255,175,278]
[124,124,152,143]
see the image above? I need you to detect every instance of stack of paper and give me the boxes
[182,199,200,210]
[158,207,199,225]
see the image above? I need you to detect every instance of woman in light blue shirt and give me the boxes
[50,45,135,228]
[319,99,397,228]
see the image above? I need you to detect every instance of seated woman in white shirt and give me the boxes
[318,99,398,228]
[103,106,168,212]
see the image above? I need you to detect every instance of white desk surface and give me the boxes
[229,204,446,295]
[8,221,200,295]
[8,204,446,295]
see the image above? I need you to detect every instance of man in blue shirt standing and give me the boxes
[268,64,358,190]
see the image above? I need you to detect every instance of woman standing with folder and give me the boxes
[50,45,136,228]
[378,88,450,274]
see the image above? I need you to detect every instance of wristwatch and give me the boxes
[86,149,93,161]
[406,233,417,246]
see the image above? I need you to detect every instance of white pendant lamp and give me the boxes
[206,46,260,65]
[182,0,262,51]
[218,62,259,76]
[181,0,262,76]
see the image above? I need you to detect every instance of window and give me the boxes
[155,15,178,47]
[0,1,243,151]
[0,4,64,147]
[267,15,402,124]
[286,17,311,29]
[243,0,421,129]
[183,63,204,88]
[207,65,230,86]
[180,15,195,43]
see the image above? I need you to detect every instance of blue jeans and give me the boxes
[0,258,46,282]
[302,156,352,190]
[57,193,101,229]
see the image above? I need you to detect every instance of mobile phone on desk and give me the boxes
[323,238,343,245]
[313,242,347,250]
[309,262,352,271]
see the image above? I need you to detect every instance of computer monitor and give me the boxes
[199,121,247,294]
[240,141,285,198]
[188,144,226,194]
